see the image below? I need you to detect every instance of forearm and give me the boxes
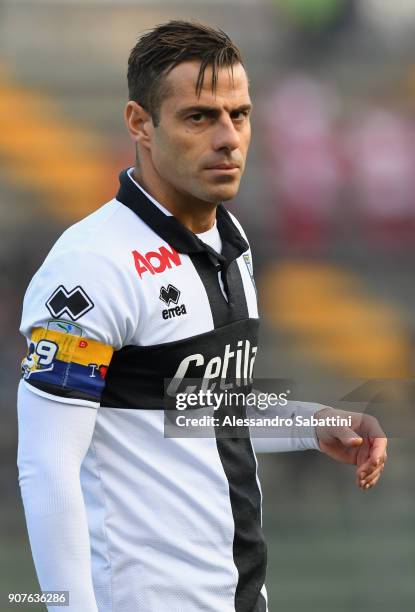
[17,382,99,611]
[22,496,98,611]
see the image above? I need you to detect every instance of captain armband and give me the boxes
[21,320,113,403]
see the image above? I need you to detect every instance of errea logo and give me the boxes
[159,284,187,320]
[159,284,180,306]
[132,245,181,279]
[46,285,94,321]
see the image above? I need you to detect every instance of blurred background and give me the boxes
[1,0,414,610]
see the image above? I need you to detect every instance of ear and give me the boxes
[124,101,153,151]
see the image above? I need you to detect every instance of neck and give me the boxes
[132,165,217,234]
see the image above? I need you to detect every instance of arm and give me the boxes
[17,381,99,611]
[18,245,136,609]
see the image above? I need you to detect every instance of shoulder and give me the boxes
[31,197,159,286]
[21,199,145,339]
[47,198,146,261]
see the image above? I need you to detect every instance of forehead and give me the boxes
[162,61,250,109]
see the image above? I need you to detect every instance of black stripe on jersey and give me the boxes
[189,254,249,328]
[256,592,267,612]
[188,248,266,611]
[214,401,267,609]
[214,404,267,612]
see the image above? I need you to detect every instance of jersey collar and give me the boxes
[116,168,249,265]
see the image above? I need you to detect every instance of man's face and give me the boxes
[148,61,252,204]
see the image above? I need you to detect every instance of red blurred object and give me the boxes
[264,75,342,253]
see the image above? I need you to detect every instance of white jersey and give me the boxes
[19,169,319,612]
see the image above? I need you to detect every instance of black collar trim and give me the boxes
[115,169,249,265]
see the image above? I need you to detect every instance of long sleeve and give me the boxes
[17,231,137,610]
[248,396,324,453]
[17,381,99,611]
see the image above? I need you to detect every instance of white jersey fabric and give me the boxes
[18,168,321,612]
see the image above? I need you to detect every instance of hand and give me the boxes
[314,407,387,491]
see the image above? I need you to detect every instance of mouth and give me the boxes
[205,163,240,173]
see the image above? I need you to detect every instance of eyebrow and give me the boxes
[176,103,253,117]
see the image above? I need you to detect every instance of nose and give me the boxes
[212,115,240,153]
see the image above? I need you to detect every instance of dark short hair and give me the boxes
[127,20,245,126]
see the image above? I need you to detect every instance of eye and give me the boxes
[189,113,205,123]
[231,110,250,121]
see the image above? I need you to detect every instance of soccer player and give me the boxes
[17,21,387,612]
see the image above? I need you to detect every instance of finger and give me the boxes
[364,465,384,486]
[358,463,384,487]
[357,465,380,487]
[370,437,388,467]
[361,469,384,490]
[358,457,378,476]
[357,442,386,475]
[356,441,372,477]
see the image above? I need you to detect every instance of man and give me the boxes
[17,21,387,612]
